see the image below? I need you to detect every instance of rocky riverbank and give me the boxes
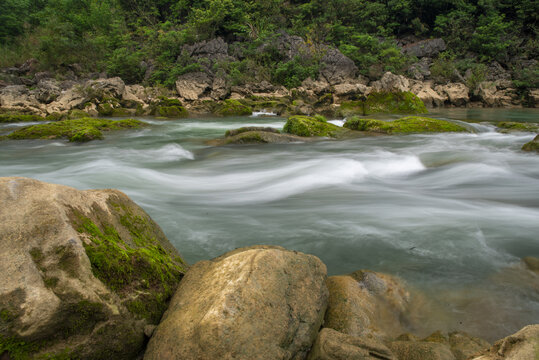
[1,38,538,120]
[1,177,538,359]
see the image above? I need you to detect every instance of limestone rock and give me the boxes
[320,48,358,85]
[47,87,87,113]
[402,39,447,58]
[85,77,126,99]
[302,78,331,95]
[35,79,62,104]
[469,325,539,360]
[435,83,470,106]
[0,177,186,359]
[410,82,446,107]
[307,328,396,360]
[0,85,45,115]
[145,245,328,360]
[448,332,490,360]
[475,82,514,107]
[324,270,418,339]
[175,72,212,101]
[181,37,234,63]
[522,135,539,153]
[371,72,411,93]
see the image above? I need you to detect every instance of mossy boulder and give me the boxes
[214,99,253,116]
[0,177,187,359]
[67,109,90,119]
[0,114,44,123]
[225,126,281,137]
[150,97,189,118]
[522,135,539,153]
[497,122,539,134]
[283,115,353,139]
[340,91,428,116]
[7,118,147,142]
[344,116,467,134]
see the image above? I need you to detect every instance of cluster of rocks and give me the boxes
[1,177,538,359]
[1,36,537,119]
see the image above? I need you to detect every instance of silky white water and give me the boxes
[1,108,538,341]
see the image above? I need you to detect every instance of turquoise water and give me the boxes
[1,108,538,341]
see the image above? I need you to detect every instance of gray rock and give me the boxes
[402,39,447,58]
[145,245,328,360]
[182,37,234,63]
[175,72,212,101]
[320,48,358,85]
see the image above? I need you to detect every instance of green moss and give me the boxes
[522,135,539,152]
[8,118,147,142]
[341,91,427,115]
[344,116,467,134]
[157,106,188,118]
[0,309,14,323]
[314,93,333,106]
[157,96,183,107]
[63,300,107,337]
[283,115,348,138]
[97,103,113,116]
[0,336,40,360]
[0,114,44,123]
[43,276,59,288]
[67,110,89,119]
[45,112,66,122]
[497,121,539,133]
[72,206,185,323]
[224,132,266,144]
[215,99,252,116]
[111,108,131,117]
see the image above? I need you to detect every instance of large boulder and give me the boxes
[181,37,234,64]
[85,77,126,99]
[0,177,186,359]
[470,325,539,360]
[402,39,447,58]
[474,82,514,107]
[522,135,539,153]
[144,245,328,360]
[35,79,62,104]
[175,72,212,101]
[320,48,358,85]
[0,85,45,115]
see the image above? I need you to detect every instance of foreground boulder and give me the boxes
[145,245,328,360]
[0,177,186,359]
[208,127,312,145]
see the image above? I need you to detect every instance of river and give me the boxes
[1,108,538,341]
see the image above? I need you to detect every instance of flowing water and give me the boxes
[1,108,539,341]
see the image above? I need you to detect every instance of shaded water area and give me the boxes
[1,108,538,341]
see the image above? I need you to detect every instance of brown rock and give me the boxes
[307,328,396,360]
[371,72,411,93]
[324,270,417,339]
[448,331,490,360]
[144,245,328,360]
[389,341,455,360]
[175,72,212,101]
[470,325,539,360]
[435,83,470,106]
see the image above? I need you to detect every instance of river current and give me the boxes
[1,108,538,341]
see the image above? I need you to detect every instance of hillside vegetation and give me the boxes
[1,0,537,91]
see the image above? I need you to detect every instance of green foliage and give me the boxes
[471,13,514,62]
[272,56,320,89]
[106,47,145,84]
[7,118,147,142]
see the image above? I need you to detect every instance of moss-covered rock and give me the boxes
[340,91,428,116]
[225,126,280,137]
[0,114,44,123]
[157,106,188,118]
[7,118,147,142]
[214,99,253,116]
[344,116,467,134]
[67,109,90,119]
[497,122,539,134]
[45,112,66,121]
[283,115,352,138]
[0,177,187,359]
[97,103,114,116]
[522,135,539,152]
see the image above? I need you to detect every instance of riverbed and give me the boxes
[1,108,538,341]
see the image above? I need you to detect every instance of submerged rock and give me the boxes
[344,116,467,134]
[0,177,186,359]
[469,325,539,360]
[522,135,539,153]
[7,117,147,142]
[211,130,310,145]
[324,270,418,339]
[496,122,539,134]
[145,245,328,360]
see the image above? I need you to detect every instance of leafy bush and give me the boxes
[272,56,320,89]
